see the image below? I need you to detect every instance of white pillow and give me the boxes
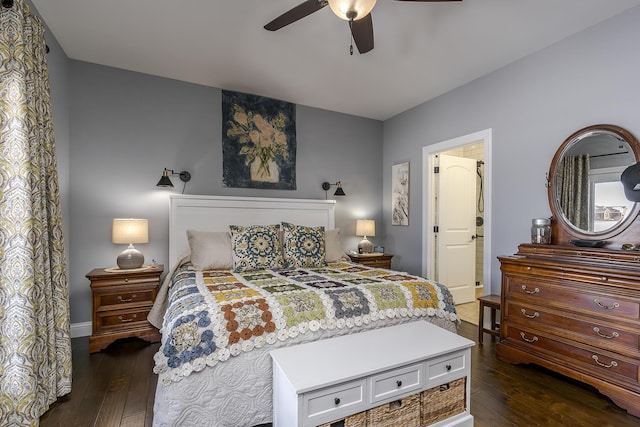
[325,228,347,262]
[186,230,234,270]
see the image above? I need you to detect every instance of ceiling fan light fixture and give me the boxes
[328,0,377,21]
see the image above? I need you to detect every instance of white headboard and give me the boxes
[169,195,336,267]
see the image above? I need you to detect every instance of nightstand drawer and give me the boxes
[94,307,152,330]
[370,363,422,403]
[97,288,155,309]
[304,379,366,424]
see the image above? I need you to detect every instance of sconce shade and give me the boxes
[356,219,375,237]
[112,218,148,269]
[156,169,174,187]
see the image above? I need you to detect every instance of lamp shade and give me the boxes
[156,168,174,187]
[328,0,377,21]
[334,182,346,196]
[112,219,149,244]
[356,219,375,237]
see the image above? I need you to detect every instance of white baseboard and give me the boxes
[71,321,92,338]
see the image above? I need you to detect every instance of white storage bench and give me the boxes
[270,320,475,427]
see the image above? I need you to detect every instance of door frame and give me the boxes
[422,128,493,297]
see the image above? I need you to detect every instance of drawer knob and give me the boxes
[334,397,340,406]
[593,299,620,310]
[592,355,618,369]
[599,276,608,282]
[593,327,619,339]
[519,332,538,343]
[117,294,137,303]
[445,364,452,371]
[521,285,540,294]
[520,309,539,319]
[124,278,129,283]
[396,380,402,387]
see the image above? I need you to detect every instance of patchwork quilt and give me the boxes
[153,261,459,385]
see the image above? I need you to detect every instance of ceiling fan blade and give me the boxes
[350,14,374,54]
[264,0,328,31]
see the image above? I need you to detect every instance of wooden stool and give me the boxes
[477,294,501,344]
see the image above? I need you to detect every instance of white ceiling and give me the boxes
[31,0,640,120]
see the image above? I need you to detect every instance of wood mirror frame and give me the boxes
[547,124,640,248]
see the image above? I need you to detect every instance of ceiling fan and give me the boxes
[264,0,462,55]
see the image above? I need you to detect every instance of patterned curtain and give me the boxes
[558,154,590,230]
[0,1,72,425]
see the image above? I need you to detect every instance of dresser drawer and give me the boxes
[504,325,639,386]
[304,379,366,424]
[506,301,640,355]
[505,275,640,321]
[370,363,422,404]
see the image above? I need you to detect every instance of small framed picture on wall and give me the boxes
[392,162,409,226]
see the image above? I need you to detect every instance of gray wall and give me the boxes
[383,6,640,294]
[66,61,382,325]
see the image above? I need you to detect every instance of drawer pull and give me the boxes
[519,332,538,343]
[117,294,137,303]
[521,285,540,294]
[599,276,608,282]
[592,355,618,369]
[334,397,340,406]
[520,309,539,319]
[124,278,129,283]
[593,327,619,339]
[446,364,452,371]
[118,314,137,323]
[593,299,620,310]
[396,380,402,387]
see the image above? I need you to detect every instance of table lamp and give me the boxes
[112,218,148,269]
[356,219,375,253]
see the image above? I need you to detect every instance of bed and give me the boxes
[149,195,460,427]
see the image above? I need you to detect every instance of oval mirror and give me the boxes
[548,124,640,241]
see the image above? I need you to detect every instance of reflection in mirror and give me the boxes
[556,130,635,234]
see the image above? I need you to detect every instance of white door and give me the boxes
[436,154,477,304]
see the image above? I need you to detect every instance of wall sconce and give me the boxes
[157,168,191,191]
[356,219,375,253]
[112,218,148,269]
[322,181,346,199]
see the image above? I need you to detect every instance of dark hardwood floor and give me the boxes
[40,321,639,426]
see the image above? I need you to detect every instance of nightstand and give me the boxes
[348,253,393,269]
[87,265,163,353]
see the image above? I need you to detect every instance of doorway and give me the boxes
[422,129,492,319]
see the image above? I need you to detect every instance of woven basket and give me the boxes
[318,410,367,427]
[421,377,466,425]
[367,393,421,427]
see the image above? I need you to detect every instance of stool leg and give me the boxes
[478,302,484,344]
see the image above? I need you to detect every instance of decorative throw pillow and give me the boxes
[230,224,286,272]
[325,228,347,262]
[186,230,233,270]
[282,222,326,268]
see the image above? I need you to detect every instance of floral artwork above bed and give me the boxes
[222,90,296,190]
[154,261,459,385]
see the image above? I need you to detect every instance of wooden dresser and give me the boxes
[497,244,640,417]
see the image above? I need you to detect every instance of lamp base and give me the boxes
[358,237,373,254]
[117,244,145,269]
